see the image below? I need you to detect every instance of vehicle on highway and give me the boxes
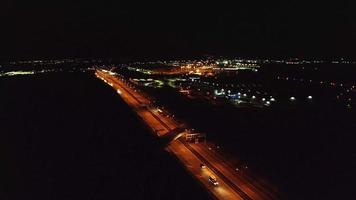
[200,163,206,169]
[208,176,219,186]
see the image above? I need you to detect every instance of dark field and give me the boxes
[0,72,210,200]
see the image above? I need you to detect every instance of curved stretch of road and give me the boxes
[95,70,278,200]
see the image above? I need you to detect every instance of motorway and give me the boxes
[95,69,278,200]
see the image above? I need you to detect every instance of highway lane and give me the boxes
[194,143,278,200]
[96,70,245,199]
[151,108,177,130]
[168,139,244,200]
[155,110,277,199]
[95,70,277,200]
[98,71,178,136]
[190,143,275,200]
[96,71,170,136]
[146,97,276,199]
[145,93,277,200]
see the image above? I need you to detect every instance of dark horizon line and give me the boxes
[2,55,356,64]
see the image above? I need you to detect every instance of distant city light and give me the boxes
[290,97,296,101]
[0,71,35,77]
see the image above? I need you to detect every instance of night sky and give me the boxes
[1,1,356,61]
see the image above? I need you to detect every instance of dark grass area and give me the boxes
[0,72,211,200]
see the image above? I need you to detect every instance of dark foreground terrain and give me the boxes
[0,71,210,200]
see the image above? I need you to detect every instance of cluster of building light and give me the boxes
[126,67,152,74]
[128,57,356,69]
[0,71,35,77]
[7,58,104,66]
[131,78,164,88]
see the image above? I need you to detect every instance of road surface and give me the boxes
[95,70,278,200]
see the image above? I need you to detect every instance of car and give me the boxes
[200,163,206,169]
[208,176,219,186]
